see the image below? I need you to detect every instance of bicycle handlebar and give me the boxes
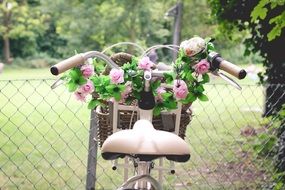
[50,54,85,75]
[208,51,246,80]
[50,50,247,82]
[50,51,119,76]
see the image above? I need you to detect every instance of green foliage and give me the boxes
[272,172,285,190]
[248,104,285,188]
[40,0,174,57]
[0,0,256,70]
[0,1,47,38]
[0,0,48,59]
[163,72,175,84]
[62,36,215,114]
[251,0,285,41]
[66,68,87,92]
[267,11,285,41]
[251,105,285,157]
[36,22,67,58]
[12,53,59,68]
[253,133,277,156]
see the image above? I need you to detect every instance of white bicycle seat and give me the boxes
[101,119,190,162]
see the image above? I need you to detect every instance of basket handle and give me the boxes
[102,42,145,55]
[103,52,134,75]
[142,44,180,58]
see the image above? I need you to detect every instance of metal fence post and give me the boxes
[86,109,98,190]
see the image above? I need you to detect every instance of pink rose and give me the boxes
[121,84,132,99]
[110,85,132,104]
[193,59,210,74]
[109,68,124,84]
[81,64,94,78]
[173,80,188,100]
[79,80,94,94]
[118,85,132,103]
[156,86,166,101]
[138,57,154,70]
[74,91,87,102]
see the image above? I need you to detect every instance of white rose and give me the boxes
[180,36,206,57]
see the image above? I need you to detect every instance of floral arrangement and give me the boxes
[62,36,216,116]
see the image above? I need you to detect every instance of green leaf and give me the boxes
[164,100,177,109]
[132,77,143,91]
[133,91,141,99]
[78,77,87,85]
[244,48,251,56]
[118,85,126,92]
[181,93,197,104]
[253,133,277,156]
[67,81,78,92]
[202,74,210,83]
[122,63,131,70]
[106,84,116,93]
[206,42,215,52]
[153,106,162,116]
[181,56,191,64]
[69,68,81,79]
[274,181,285,190]
[113,92,121,101]
[163,72,175,84]
[91,76,101,86]
[151,80,161,92]
[196,85,205,93]
[161,92,172,100]
[267,11,285,41]
[186,71,195,81]
[131,57,138,68]
[250,0,269,21]
[88,99,100,109]
[102,76,111,85]
[198,94,209,101]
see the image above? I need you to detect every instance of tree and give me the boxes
[209,0,285,116]
[0,0,46,63]
[40,0,174,57]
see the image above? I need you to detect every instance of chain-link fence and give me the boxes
[0,79,284,189]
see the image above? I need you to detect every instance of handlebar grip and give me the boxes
[208,52,247,79]
[219,60,247,79]
[50,54,85,75]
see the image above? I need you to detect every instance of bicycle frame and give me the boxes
[108,71,183,190]
[50,41,246,190]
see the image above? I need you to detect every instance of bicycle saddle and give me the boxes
[101,119,190,162]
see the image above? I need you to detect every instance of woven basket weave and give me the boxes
[95,53,192,147]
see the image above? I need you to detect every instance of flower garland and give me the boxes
[62,36,215,116]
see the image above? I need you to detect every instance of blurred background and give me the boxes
[0,0,265,67]
[0,0,284,189]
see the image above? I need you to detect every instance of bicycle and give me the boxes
[50,38,246,189]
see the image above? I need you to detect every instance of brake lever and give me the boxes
[51,78,64,89]
[211,71,242,90]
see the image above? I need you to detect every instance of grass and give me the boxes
[0,66,266,189]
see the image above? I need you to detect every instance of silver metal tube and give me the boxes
[83,51,120,69]
[144,71,152,92]
[142,44,179,58]
[101,42,145,54]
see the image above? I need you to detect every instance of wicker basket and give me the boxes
[95,104,192,147]
[94,52,193,147]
